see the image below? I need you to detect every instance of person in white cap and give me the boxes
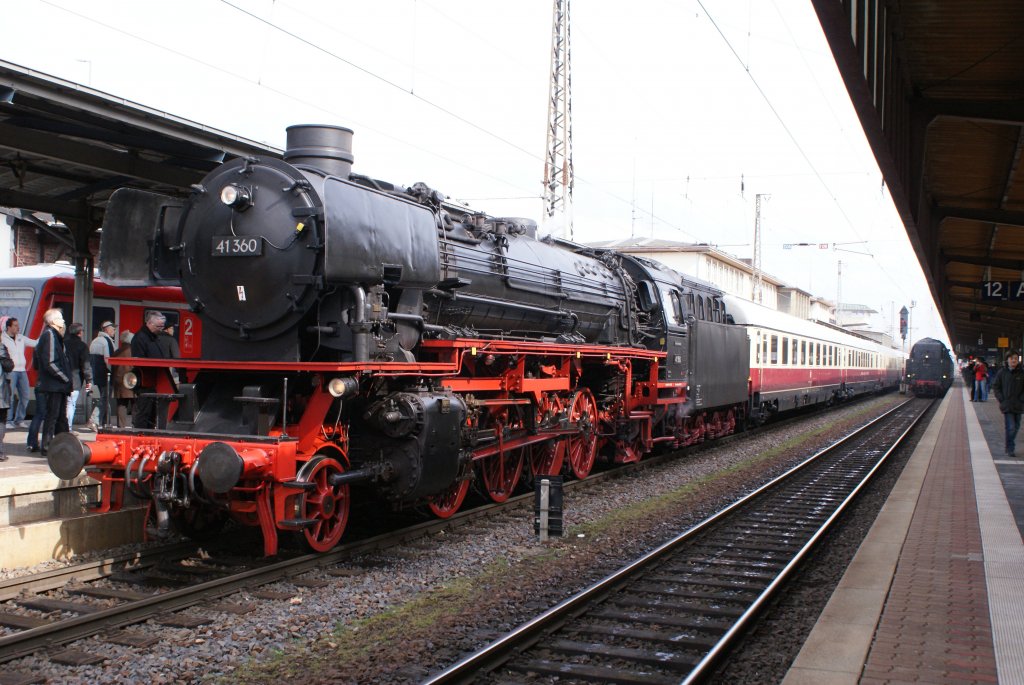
[89,321,117,427]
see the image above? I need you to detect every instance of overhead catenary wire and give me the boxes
[695,0,913,303]
[217,0,699,239]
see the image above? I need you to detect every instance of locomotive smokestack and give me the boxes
[284,124,354,178]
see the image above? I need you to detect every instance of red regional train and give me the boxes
[46,124,904,556]
[0,262,202,405]
[0,263,201,383]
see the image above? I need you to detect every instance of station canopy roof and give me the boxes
[0,59,282,232]
[812,0,1024,356]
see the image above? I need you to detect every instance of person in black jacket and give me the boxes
[35,308,72,455]
[131,311,167,429]
[0,342,12,461]
[992,351,1024,457]
[63,322,92,429]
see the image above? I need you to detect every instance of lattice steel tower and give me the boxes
[752,193,767,304]
[543,0,574,239]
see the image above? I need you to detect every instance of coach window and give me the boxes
[705,297,713,321]
[686,293,695,317]
[815,343,821,366]
[770,335,778,364]
[781,336,789,364]
[791,338,798,365]
[801,340,806,364]
[697,296,704,320]
[763,336,769,365]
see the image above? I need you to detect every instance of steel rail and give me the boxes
[0,393,903,666]
[422,397,926,684]
[681,398,929,683]
[0,540,196,602]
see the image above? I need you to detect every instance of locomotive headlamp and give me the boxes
[219,183,252,210]
[122,371,138,390]
[327,377,359,399]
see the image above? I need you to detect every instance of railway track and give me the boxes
[0,438,713,670]
[0,394,904,677]
[424,397,931,684]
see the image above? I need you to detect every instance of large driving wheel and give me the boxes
[478,407,527,503]
[565,389,598,479]
[295,455,350,552]
[531,439,565,477]
[428,477,471,519]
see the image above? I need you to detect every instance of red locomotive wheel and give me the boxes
[296,455,350,553]
[531,439,565,477]
[428,477,471,518]
[479,442,525,504]
[724,409,736,435]
[479,406,527,503]
[565,389,598,479]
[708,412,723,439]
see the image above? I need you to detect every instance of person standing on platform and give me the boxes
[34,308,72,456]
[2,316,36,428]
[131,311,167,429]
[0,341,13,461]
[974,358,989,401]
[64,322,92,429]
[89,321,116,427]
[963,360,976,400]
[156,323,182,385]
[112,331,135,427]
[992,351,1024,457]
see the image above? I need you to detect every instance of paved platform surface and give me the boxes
[0,420,96,482]
[785,383,1024,684]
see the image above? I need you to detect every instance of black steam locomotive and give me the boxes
[905,337,954,397]
[50,124,752,555]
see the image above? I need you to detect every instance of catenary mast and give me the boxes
[543,0,574,239]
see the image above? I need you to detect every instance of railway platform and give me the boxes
[0,427,145,570]
[785,383,1024,684]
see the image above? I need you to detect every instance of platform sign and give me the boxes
[999,337,1009,348]
[981,281,1024,301]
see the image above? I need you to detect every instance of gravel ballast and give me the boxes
[2,394,914,684]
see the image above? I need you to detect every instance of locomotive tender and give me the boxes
[48,125,900,555]
[905,337,954,397]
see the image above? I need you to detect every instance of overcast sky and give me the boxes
[1,0,950,347]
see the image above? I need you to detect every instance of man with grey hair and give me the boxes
[130,310,167,429]
[34,308,71,455]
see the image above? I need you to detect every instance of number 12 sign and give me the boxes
[981,281,1024,301]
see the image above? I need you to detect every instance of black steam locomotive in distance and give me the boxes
[48,125,901,556]
[905,338,954,397]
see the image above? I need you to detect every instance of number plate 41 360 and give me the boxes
[212,236,263,256]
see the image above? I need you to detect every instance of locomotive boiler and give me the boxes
[101,125,643,362]
[47,124,752,555]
